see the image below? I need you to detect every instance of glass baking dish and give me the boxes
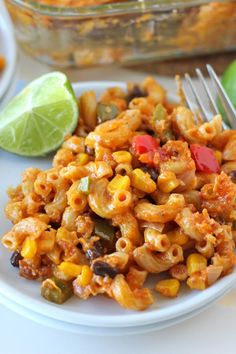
[4,0,236,68]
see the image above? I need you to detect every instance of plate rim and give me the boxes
[0,290,223,335]
[0,10,17,101]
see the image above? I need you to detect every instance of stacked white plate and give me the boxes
[0,81,236,335]
[0,1,17,108]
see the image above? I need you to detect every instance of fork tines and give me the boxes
[183,65,236,129]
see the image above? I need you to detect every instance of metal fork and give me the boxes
[183,64,236,129]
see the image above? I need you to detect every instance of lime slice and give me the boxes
[218,60,236,125]
[0,72,78,156]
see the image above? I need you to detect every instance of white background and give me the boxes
[1,2,236,353]
[0,294,236,354]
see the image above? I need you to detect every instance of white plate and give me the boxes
[0,4,17,101]
[0,290,223,335]
[0,81,236,332]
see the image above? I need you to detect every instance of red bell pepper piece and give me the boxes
[190,144,220,174]
[132,135,159,155]
[139,151,155,167]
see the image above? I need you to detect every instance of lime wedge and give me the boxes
[0,72,78,156]
[218,60,236,125]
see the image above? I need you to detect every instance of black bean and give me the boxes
[86,241,106,261]
[50,222,60,230]
[148,169,159,182]
[140,166,159,181]
[229,170,236,183]
[92,261,118,278]
[127,85,147,102]
[10,251,23,268]
[85,146,95,156]
[215,216,226,224]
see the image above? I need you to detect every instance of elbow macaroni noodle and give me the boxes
[2,76,236,311]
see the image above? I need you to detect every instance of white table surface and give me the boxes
[1,4,236,353]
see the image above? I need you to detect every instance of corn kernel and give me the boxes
[58,262,82,278]
[107,174,130,194]
[214,150,222,164]
[21,237,37,259]
[76,265,93,287]
[130,168,156,193]
[158,171,180,193]
[155,278,180,298]
[187,274,206,290]
[167,230,189,246]
[112,151,132,164]
[76,153,90,166]
[187,253,207,275]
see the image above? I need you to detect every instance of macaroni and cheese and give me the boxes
[2,77,236,310]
